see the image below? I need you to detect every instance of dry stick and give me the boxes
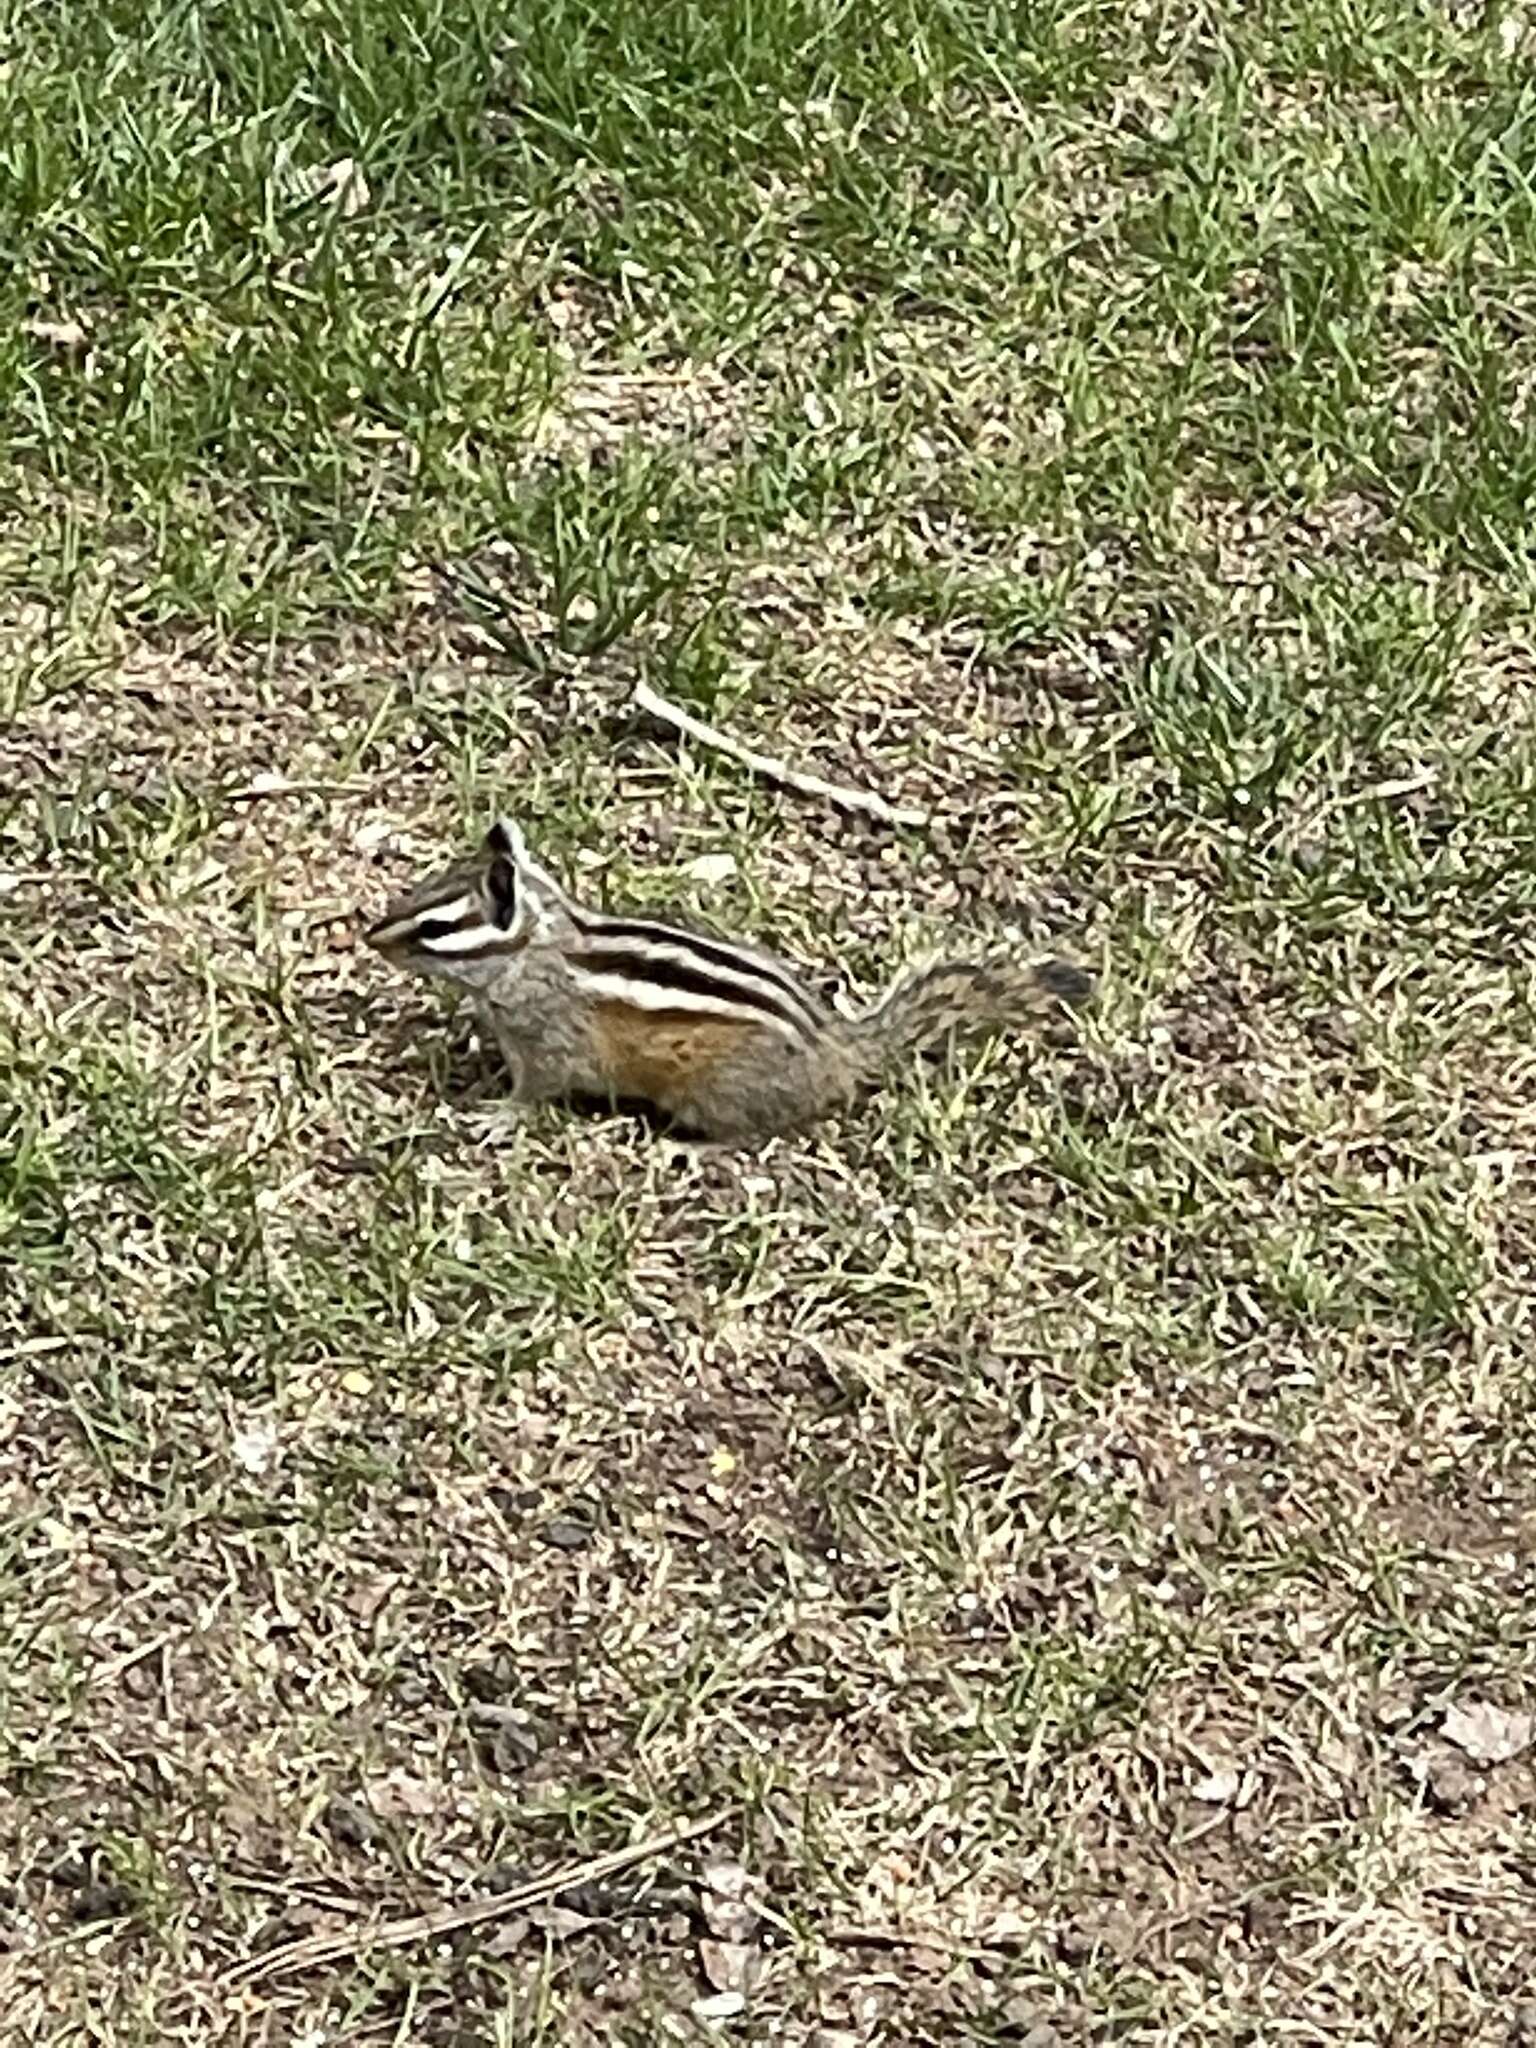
[827,1923,1028,1960]
[0,1335,73,1360]
[431,557,926,825]
[220,1809,734,1990]
[1279,765,1438,848]
[225,1872,378,1916]
[228,777,374,802]
[93,1632,175,1685]
[631,678,931,830]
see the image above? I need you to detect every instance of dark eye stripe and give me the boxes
[414,911,479,943]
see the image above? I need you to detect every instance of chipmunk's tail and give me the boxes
[848,955,1093,1071]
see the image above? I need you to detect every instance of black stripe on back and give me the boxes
[566,946,810,1037]
[566,910,823,1028]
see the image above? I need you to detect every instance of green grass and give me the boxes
[4,1,1536,2042]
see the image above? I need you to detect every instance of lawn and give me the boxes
[3,1,1536,2041]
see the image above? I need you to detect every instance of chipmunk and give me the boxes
[364,820,1093,1142]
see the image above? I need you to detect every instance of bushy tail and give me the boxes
[849,955,1093,1071]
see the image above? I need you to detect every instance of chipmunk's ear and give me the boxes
[483,819,523,930]
[483,816,567,929]
[484,817,526,863]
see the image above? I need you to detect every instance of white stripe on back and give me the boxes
[566,966,802,1038]
[569,934,816,1027]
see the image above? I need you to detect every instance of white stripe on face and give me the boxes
[419,922,509,955]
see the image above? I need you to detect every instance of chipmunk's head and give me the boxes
[364,819,565,989]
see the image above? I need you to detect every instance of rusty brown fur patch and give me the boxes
[590,1002,763,1111]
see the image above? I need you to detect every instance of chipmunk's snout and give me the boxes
[362,907,404,952]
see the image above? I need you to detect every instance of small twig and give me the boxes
[632,678,929,829]
[224,1871,381,1915]
[228,777,373,803]
[1309,765,1439,821]
[220,1808,734,1989]
[1279,765,1438,848]
[827,1922,1026,1961]
[93,1631,175,1685]
[431,555,929,824]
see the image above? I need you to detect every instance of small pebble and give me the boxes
[70,1882,133,1924]
[323,1795,376,1848]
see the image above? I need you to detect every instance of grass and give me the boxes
[3,0,1536,2040]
